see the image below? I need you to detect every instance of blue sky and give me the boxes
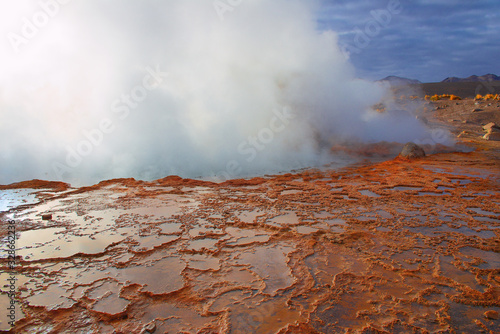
[317,0,500,82]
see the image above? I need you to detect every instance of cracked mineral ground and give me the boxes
[1,98,499,333]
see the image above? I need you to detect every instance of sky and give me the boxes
[317,0,500,82]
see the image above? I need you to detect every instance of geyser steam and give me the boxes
[0,0,432,185]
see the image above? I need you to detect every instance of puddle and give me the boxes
[460,247,500,269]
[234,245,295,295]
[359,190,381,198]
[314,211,332,219]
[126,205,183,218]
[296,225,318,234]
[390,186,422,191]
[268,212,300,226]
[116,256,186,294]
[226,227,270,246]
[237,210,265,224]
[188,222,224,238]
[281,189,302,195]
[325,218,347,226]
[92,293,130,314]
[329,225,345,233]
[468,208,499,216]
[16,227,66,249]
[418,192,451,196]
[131,234,180,252]
[0,189,40,212]
[184,254,220,271]
[158,222,183,234]
[25,284,75,310]
[185,238,219,252]
[448,302,500,333]
[230,297,302,334]
[451,179,473,185]
[473,216,500,223]
[439,256,485,291]
[376,210,393,219]
[142,302,216,333]
[17,228,130,261]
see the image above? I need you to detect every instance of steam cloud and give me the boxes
[0,0,434,186]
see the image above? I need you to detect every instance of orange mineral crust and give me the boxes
[1,99,499,333]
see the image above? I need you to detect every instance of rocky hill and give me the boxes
[441,74,500,83]
[379,76,422,86]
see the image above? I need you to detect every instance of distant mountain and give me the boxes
[379,76,422,86]
[442,74,500,83]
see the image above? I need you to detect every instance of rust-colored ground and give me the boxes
[0,98,499,333]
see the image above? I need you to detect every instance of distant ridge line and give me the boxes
[378,76,422,86]
[441,74,499,83]
[378,74,499,85]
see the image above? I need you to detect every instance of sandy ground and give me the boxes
[0,98,499,333]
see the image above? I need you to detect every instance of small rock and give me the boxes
[457,131,468,138]
[483,131,500,141]
[484,310,499,320]
[143,322,156,333]
[399,142,426,159]
[42,214,52,220]
[472,108,482,112]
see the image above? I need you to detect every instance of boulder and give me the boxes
[483,122,499,132]
[484,310,499,320]
[482,122,500,140]
[399,142,426,159]
[483,131,500,141]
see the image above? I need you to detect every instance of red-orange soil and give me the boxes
[0,98,499,333]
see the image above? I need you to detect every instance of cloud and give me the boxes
[319,0,500,81]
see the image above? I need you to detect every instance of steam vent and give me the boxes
[1,96,499,333]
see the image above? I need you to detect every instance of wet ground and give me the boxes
[1,99,499,333]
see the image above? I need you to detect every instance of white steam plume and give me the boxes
[0,0,434,185]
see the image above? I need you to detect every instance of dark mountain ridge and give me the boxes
[441,74,499,83]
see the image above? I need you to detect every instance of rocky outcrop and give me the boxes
[482,122,500,141]
[399,142,426,159]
